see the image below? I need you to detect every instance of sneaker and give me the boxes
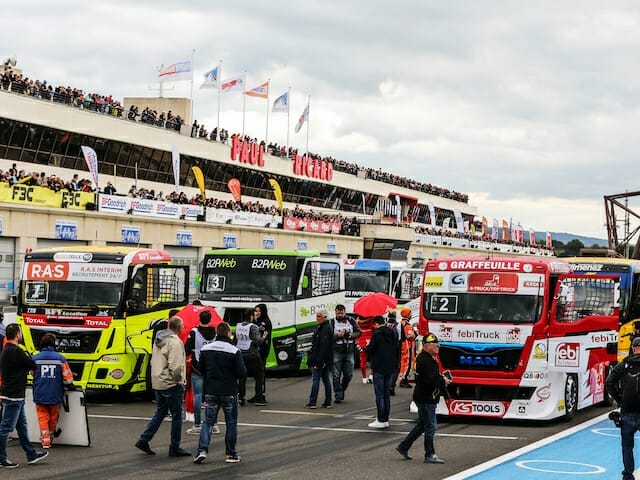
[367,375,373,384]
[424,454,445,464]
[53,428,63,438]
[238,399,246,406]
[135,440,156,455]
[247,397,256,403]
[27,451,49,465]
[186,425,201,435]
[0,459,19,468]
[193,452,207,464]
[362,377,368,384]
[395,446,412,460]
[304,403,317,409]
[168,447,191,457]
[225,454,241,463]
[184,412,195,423]
[212,424,221,435]
[334,397,343,403]
[254,398,267,406]
[368,420,388,429]
[389,389,396,396]
[399,381,412,388]
[321,403,333,409]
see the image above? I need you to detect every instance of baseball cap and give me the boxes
[423,333,439,344]
[633,337,640,348]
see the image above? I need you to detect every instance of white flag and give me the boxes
[200,66,219,89]
[158,61,192,82]
[171,145,180,192]
[272,91,289,112]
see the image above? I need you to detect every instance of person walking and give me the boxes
[396,333,451,463]
[194,322,247,465]
[32,333,75,449]
[184,310,219,436]
[386,311,402,396]
[135,316,190,457]
[0,324,49,468]
[606,336,640,480]
[305,309,333,409]
[235,310,266,406]
[331,304,361,403]
[356,316,374,383]
[365,316,398,428]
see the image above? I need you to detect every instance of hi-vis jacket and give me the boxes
[33,347,74,405]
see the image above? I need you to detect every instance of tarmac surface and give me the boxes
[3,372,614,480]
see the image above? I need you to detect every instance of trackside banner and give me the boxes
[0,184,95,209]
[98,194,203,220]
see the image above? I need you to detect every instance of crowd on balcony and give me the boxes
[1,67,469,205]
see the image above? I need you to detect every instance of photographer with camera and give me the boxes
[606,336,640,480]
[330,305,361,403]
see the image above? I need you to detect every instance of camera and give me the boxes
[609,410,621,428]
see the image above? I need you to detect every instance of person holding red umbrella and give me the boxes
[356,316,374,384]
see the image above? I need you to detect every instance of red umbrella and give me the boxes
[175,304,223,343]
[353,292,398,318]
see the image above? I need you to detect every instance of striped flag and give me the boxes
[294,104,309,133]
[272,91,289,112]
[158,61,192,82]
[245,81,269,99]
[221,76,244,93]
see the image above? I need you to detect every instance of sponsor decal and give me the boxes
[448,260,522,271]
[53,252,93,263]
[533,343,547,359]
[22,313,112,328]
[449,273,467,291]
[590,332,617,344]
[506,328,521,343]
[109,369,125,380]
[206,258,237,269]
[536,383,552,402]
[572,263,604,272]
[87,384,119,390]
[27,262,69,281]
[130,250,171,263]
[424,276,444,288]
[438,326,453,341]
[448,400,506,416]
[523,371,546,380]
[468,273,519,293]
[518,405,527,414]
[523,281,543,288]
[555,342,580,367]
[457,329,500,340]
[100,356,120,363]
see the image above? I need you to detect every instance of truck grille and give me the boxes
[30,329,102,354]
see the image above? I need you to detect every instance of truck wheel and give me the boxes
[564,373,578,420]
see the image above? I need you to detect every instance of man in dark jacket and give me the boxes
[606,336,640,480]
[331,305,361,403]
[0,324,49,468]
[365,316,399,428]
[305,309,333,409]
[396,333,450,463]
[184,310,217,435]
[194,322,247,465]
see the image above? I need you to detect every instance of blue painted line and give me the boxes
[447,412,634,479]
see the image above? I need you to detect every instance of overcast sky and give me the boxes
[4,1,640,239]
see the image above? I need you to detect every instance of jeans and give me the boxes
[139,385,184,449]
[0,399,37,462]
[372,372,393,422]
[309,365,332,406]
[398,402,438,457]
[332,350,354,400]
[197,394,238,457]
[620,412,640,479]
[191,372,203,426]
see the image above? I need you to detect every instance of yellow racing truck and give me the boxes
[15,246,189,394]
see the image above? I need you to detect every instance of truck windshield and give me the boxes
[424,292,542,323]
[344,271,390,297]
[22,280,123,307]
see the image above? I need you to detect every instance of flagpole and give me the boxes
[265,78,270,146]
[190,48,195,103]
[305,95,310,161]
[216,60,222,141]
[286,86,291,157]
[241,71,247,138]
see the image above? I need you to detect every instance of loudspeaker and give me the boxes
[85,202,96,211]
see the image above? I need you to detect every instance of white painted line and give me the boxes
[88,413,518,439]
[444,412,611,480]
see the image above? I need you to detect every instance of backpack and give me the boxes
[622,360,640,410]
